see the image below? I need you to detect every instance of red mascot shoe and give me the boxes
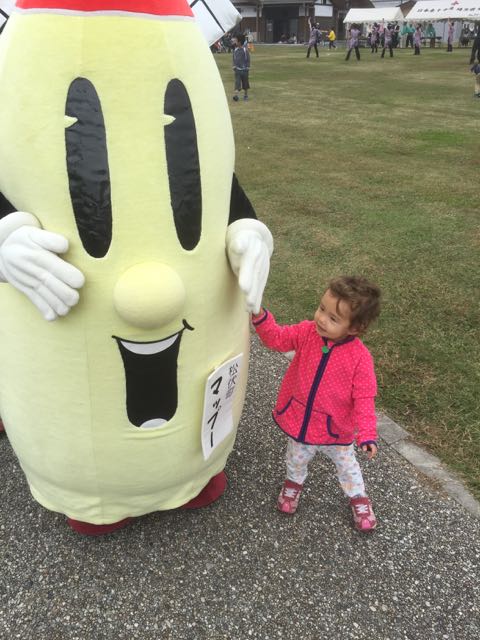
[0,417,5,433]
[66,471,227,534]
[181,471,227,509]
[66,517,135,536]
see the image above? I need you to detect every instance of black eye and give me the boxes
[65,77,112,258]
[164,79,202,251]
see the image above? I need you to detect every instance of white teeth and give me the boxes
[120,333,179,355]
[140,418,167,429]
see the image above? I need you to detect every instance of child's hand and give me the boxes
[361,443,378,460]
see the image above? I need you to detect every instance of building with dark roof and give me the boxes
[232,1,377,42]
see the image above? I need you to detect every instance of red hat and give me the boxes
[15,0,194,17]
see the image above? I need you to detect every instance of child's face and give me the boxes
[314,289,358,342]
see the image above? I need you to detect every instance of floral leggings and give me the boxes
[286,439,366,498]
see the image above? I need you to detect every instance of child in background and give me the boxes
[232,34,250,102]
[327,27,336,49]
[381,23,394,58]
[413,25,422,55]
[471,61,480,97]
[447,20,454,52]
[345,24,361,61]
[252,276,381,532]
[370,23,379,53]
[306,17,321,58]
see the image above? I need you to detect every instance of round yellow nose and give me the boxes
[114,262,186,329]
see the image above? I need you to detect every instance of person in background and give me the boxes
[381,23,394,58]
[402,22,415,49]
[232,34,250,102]
[378,20,385,47]
[371,22,379,53]
[306,17,321,58]
[393,23,400,48]
[425,23,436,48]
[328,26,336,49]
[470,29,480,63]
[414,24,422,55]
[251,276,382,532]
[447,19,454,52]
[471,60,480,97]
[345,23,361,61]
[460,24,470,47]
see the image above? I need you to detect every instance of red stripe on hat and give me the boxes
[16,0,194,17]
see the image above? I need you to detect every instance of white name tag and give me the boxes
[201,354,243,460]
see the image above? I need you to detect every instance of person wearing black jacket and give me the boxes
[470,30,480,64]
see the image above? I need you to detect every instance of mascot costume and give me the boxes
[0,0,273,535]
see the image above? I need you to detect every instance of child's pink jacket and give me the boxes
[253,309,378,446]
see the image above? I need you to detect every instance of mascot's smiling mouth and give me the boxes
[113,320,194,429]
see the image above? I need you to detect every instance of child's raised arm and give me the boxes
[252,308,308,353]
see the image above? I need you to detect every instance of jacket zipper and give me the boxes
[298,345,333,443]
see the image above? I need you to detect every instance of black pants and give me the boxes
[414,45,420,55]
[371,43,378,53]
[329,42,336,49]
[447,42,453,52]
[306,44,319,58]
[470,43,480,64]
[406,34,413,48]
[381,44,393,58]
[345,46,360,61]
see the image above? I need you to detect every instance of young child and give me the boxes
[381,24,394,58]
[306,17,320,59]
[413,25,422,55]
[471,62,480,97]
[370,23,379,53]
[252,276,381,532]
[345,24,361,61]
[327,27,336,50]
[232,34,250,102]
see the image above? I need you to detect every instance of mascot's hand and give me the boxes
[226,219,274,314]
[0,212,85,321]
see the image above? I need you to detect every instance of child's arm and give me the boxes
[352,351,378,457]
[245,47,251,69]
[251,308,306,353]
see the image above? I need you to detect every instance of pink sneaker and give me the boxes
[277,479,303,514]
[350,496,377,532]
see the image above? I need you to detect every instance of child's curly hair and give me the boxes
[327,276,381,334]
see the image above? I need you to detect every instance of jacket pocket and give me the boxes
[326,415,339,439]
[274,397,337,443]
[274,396,306,438]
[276,397,293,416]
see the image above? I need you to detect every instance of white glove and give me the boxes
[0,212,85,321]
[226,218,274,314]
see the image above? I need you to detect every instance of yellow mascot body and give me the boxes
[0,0,270,530]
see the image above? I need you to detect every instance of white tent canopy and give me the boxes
[405,0,480,22]
[343,8,404,24]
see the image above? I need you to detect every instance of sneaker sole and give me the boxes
[354,522,377,532]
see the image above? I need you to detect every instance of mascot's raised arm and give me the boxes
[0,0,273,535]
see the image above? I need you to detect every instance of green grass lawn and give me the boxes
[215,45,480,498]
